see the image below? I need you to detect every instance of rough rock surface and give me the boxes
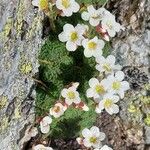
[97,0,150,149]
[0,0,43,149]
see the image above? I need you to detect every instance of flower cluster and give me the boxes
[77,126,113,149]
[32,1,130,149]
[39,82,89,134]
[81,5,124,38]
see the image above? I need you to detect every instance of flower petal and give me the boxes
[82,39,88,48]
[115,71,125,81]
[58,32,68,42]
[87,5,95,15]
[66,41,77,51]
[81,11,90,21]
[72,1,80,13]
[89,18,100,26]
[32,0,39,7]
[83,139,92,147]
[89,78,99,87]
[90,126,100,137]
[82,128,91,138]
[106,55,116,64]
[100,145,113,150]
[86,88,94,98]
[99,132,106,141]
[63,8,73,17]
[40,124,50,134]
[61,88,68,98]
[63,23,74,33]
[121,81,130,91]
[84,49,93,57]
[111,104,119,114]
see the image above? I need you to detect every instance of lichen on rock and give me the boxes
[0,0,43,149]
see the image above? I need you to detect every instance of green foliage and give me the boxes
[36,13,111,139]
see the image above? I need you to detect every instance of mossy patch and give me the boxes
[36,12,110,139]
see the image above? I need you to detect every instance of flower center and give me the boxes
[95,85,105,94]
[67,91,76,99]
[39,0,49,10]
[39,148,46,150]
[62,0,70,8]
[106,21,113,29]
[112,81,121,90]
[104,99,113,108]
[70,32,78,41]
[54,106,60,113]
[92,14,100,19]
[89,137,97,144]
[103,63,111,72]
[88,42,97,50]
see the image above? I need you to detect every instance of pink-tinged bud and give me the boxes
[96,25,107,34]
[72,82,79,89]
[61,101,69,109]
[96,25,110,41]
[74,102,89,111]
[103,33,110,41]
[76,137,83,145]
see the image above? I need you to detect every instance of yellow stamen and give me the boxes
[39,0,49,10]
[95,85,105,94]
[92,14,100,19]
[107,21,113,29]
[104,99,113,108]
[62,0,70,8]
[112,81,121,90]
[54,106,60,113]
[88,42,97,50]
[89,137,97,143]
[70,32,78,41]
[67,91,76,99]
[103,64,111,72]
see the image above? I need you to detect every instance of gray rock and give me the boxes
[0,0,43,149]
[145,126,150,144]
[109,0,150,147]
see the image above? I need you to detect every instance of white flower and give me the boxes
[40,116,52,134]
[100,145,113,150]
[81,5,107,26]
[61,84,81,105]
[82,126,106,148]
[95,55,122,74]
[49,103,67,118]
[101,14,124,37]
[104,71,130,98]
[33,144,53,150]
[94,145,113,150]
[32,0,49,10]
[96,93,120,115]
[58,24,87,51]
[82,36,105,58]
[56,0,80,17]
[86,78,108,100]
